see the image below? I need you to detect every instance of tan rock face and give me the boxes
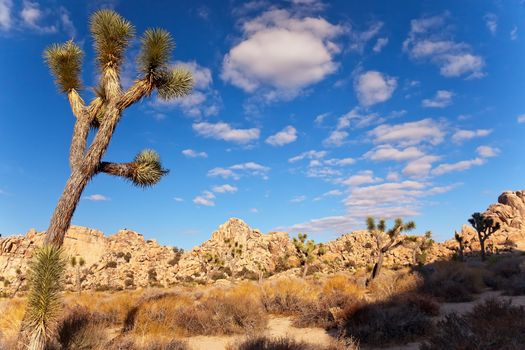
[443,190,525,254]
[1,190,525,293]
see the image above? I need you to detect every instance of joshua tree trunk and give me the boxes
[479,235,486,261]
[44,169,93,246]
[367,251,384,286]
[302,262,309,278]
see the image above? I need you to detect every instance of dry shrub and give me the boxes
[485,255,525,295]
[261,277,314,314]
[47,306,108,350]
[129,283,267,336]
[227,336,354,350]
[66,290,142,326]
[0,298,26,345]
[293,275,364,329]
[367,269,422,300]
[339,293,435,346]
[175,288,267,335]
[422,261,486,302]
[421,298,525,350]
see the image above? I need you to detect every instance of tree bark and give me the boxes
[302,262,309,278]
[367,252,384,286]
[480,236,486,261]
[43,168,93,246]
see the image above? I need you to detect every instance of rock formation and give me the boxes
[443,190,525,254]
[1,190,525,294]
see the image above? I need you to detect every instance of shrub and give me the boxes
[260,277,312,314]
[48,306,108,350]
[106,261,117,268]
[339,295,435,346]
[421,298,525,350]
[227,336,352,350]
[421,262,485,302]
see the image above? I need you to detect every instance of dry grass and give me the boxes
[0,297,26,346]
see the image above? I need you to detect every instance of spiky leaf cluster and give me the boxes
[156,67,193,100]
[26,245,66,345]
[130,149,168,187]
[90,10,134,68]
[293,233,325,264]
[138,28,175,74]
[469,212,501,237]
[44,41,83,93]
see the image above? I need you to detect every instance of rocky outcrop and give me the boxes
[1,190,525,294]
[176,218,297,281]
[0,226,180,295]
[443,190,525,254]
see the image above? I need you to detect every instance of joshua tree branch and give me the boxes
[117,77,154,110]
[97,161,134,178]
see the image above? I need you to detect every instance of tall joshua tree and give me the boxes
[366,217,415,286]
[22,10,192,350]
[43,10,192,247]
[468,212,500,261]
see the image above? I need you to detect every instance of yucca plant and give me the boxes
[365,217,415,286]
[23,245,66,350]
[468,212,500,261]
[42,10,192,247]
[22,9,193,350]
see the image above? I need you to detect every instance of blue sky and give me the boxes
[1,0,525,249]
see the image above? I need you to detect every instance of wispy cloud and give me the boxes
[181,149,208,158]
[265,125,297,146]
[208,162,270,180]
[193,121,260,144]
[85,194,110,201]
[422,90,454,108]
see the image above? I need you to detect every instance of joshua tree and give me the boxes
[366,217,415,286]
[454,230,465,261]
[468,212,500,261]
[404,231,433,266]
[22,10,192,350]
[293,233,326,278]
[43,10,192,247]
[70,256,85,294]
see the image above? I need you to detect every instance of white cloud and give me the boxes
[373,37,388,52]
[364,145,425,161]
[193,190,215,206]
[265,125,297,146]
[341,170,382,187]
[323,130,348,147]
[85,194,110,201]
[314,112,329,126]
[349,21,383,53]
[403,155,440,178]
[174,197,184,202]
[212,184,238,193]
[517,114,525,123]
[0,0,12,30]
[250,207,259,213]
[476,145,499,158]
[354,70,397,107]
[208,162,270,180]
[324,157,355,166]
[290,195,307,203]
[432,158,485,175]
[20,1,57,33]
[484,13,497,35]
[152,61,220,117]
[289,150,327,163]
[282,180,455,234]
[221,9,343,99]
[386,171,400,181]
[511,26,518,41]
[181,149,208,158]
[193,122,260,144]
[403,14,485,79]
[369,118,445,146]
[452,129,492,143]
[422,90,454,108]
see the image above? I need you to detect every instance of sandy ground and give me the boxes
[184,316,335,350]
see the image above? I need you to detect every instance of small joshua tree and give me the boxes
[22,10,192,350]
[366,217,415,286]
[70,256,85,294]
[12,267,25,298]
[293,233,326,278]
[404,231,433,266]
[454,230,465,261]
[468,212,501,261]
